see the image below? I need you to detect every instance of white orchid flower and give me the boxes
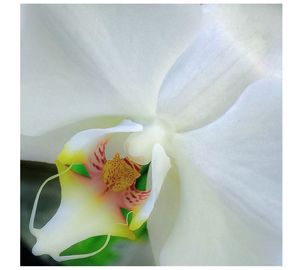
[21,4,282,266]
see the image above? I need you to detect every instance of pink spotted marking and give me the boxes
[123,157,141,173]
[86,139,151,215]
[88,140,107,173]
[122,184,151,209]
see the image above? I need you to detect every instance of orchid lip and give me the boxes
[28,119,173,262]
[29,127,153,261]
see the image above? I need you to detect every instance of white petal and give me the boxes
[57,119,142,165]
[149,79,282,265]
[210,4,282,77]
[21,117,140,163]
[156,4,281,131]
[130,144,171,231]
[147,165,181,264]
[21,4,204,135]
[21,116,123,163]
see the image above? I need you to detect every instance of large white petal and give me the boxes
[149,79,282,265]
[21,4,204,135]
[211,4,282,77]
[21,118,141,164]
[157,4,281,131]
[21,116,123,163]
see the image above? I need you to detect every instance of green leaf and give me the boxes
[135,163,150,191]
[120,208,148,239]
[70,164,90,177]
[61,235,122,266]
[140,163,150,175]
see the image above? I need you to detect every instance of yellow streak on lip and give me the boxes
[57,146,86,165]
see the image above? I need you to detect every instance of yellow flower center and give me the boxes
[102,153,141,192]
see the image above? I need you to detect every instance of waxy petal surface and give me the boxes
[21,4,204,135]
[149,79,282,265]
[157,5,281,131]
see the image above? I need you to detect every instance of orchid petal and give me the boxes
[57,119,142,165]
[210,4,282,77]
[30,121,167,262]
[147,165,180,263]
[21,4,203,135]
[31,160,135,262]
[156,4,281,131]
[130,144,171,231]
[149,79,282,265]
[21,116,124,163]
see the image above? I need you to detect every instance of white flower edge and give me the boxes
[149,78,282,265]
